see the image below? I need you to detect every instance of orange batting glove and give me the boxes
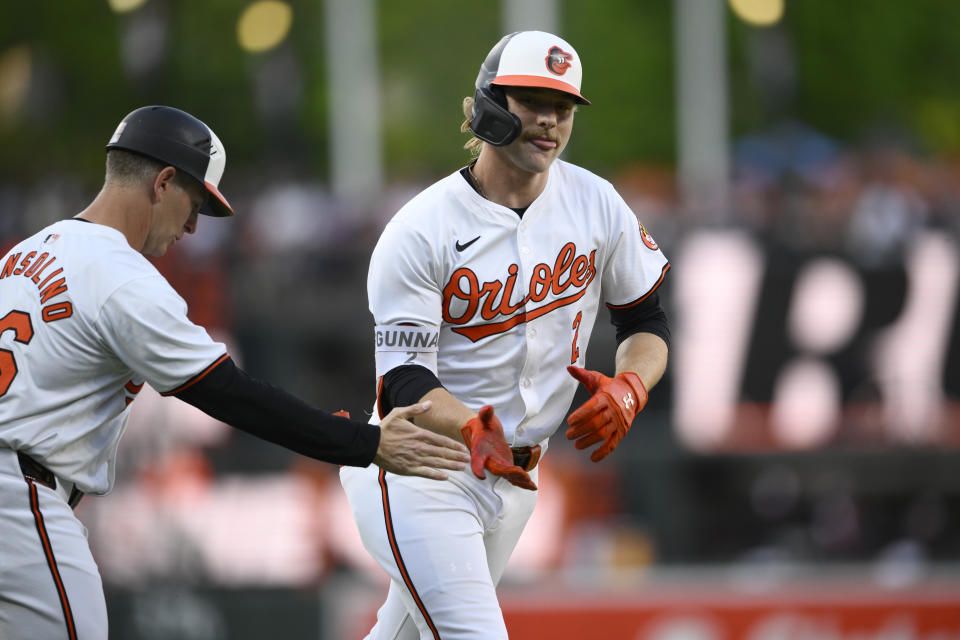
[566,365,647,462]
[461,405,537,491]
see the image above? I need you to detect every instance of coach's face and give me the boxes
[142,167,202,257]
[500,87,576,175]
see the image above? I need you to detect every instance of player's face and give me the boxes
[500,87,576,174]
[142,174,203,257]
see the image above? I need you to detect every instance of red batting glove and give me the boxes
[460,406,537,491]
[566,365,647,462]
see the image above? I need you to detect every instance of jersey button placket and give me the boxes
[515,225,537,424]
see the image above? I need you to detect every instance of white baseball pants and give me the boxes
[340,463,538,640]
[0,447,107,639]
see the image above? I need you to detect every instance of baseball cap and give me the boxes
[478,30,590,105]
[106,105,234,217]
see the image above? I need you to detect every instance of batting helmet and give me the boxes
[469,31,590,147]
[106,105,234,217]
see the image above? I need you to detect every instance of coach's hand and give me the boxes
[460,405,537,491]
[375,401,470,480]
[566,365,647,462]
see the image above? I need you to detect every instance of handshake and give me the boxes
[460,365,648,490]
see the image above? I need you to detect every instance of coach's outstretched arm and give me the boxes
[173,356,469,479]
[374,401,473,480]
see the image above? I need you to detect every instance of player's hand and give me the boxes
[375,401,470,481]
[333,409,350,418]
[565,365,647,462]
[460,405,537,491]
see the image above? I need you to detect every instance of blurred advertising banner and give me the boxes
[672,231,960,452]
[330,577,960,640]
[502,585,960,640]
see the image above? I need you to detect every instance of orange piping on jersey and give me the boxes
[124,380,144,406]
[27,481,79,640]
[378,469,442,640]
[376,376,387,419]
[453,286,590,342]
[605,262,671,310]
[160,353,229,396]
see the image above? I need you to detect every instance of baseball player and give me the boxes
[340,31,671,639]
[0,105,469,639]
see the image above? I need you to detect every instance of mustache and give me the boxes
[522,129,559,143]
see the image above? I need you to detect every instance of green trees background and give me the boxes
[2,0,960,190]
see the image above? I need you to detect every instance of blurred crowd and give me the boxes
[2,125,958,590]
[620,121,960,266]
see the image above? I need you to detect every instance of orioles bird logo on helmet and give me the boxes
[545,46,573,76]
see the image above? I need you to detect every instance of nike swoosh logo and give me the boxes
[455,236,481,252]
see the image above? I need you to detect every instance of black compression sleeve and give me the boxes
[608,292,671,348]
[173,357,380,467]
[380,365,444,416]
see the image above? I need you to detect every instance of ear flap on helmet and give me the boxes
[469,86,522,147]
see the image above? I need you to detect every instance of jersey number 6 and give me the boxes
[0,310,34,397]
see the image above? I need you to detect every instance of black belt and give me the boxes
[510,445,542,472]
[17,452,84,509]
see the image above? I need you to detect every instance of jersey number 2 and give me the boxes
[571,311,582,364]
[0,310,34,397]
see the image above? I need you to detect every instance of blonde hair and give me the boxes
[461,96,483,157]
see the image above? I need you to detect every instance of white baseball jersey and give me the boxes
[369,159,669,448]
[0,219,226,495]
[344,160,669,640]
